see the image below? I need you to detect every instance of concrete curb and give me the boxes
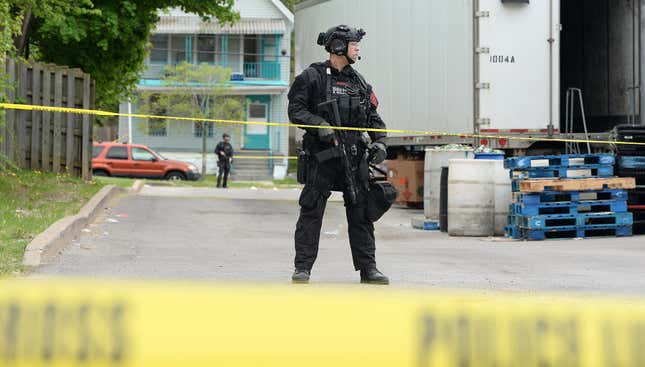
[130,180,145,194]
[23,185,119,267]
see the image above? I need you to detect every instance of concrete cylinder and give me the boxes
[448,159,496,237]
[423,149,474,219]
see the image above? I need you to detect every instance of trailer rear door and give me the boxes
[477,0,560,131]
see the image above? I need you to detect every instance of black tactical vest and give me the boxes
[322,66,370,129]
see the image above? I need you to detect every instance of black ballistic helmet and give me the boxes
[317,25,366,63]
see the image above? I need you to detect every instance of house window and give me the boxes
[197,35,217,64]
[243,36,260,78]
[263,36,278,62]
[145,94,168,136]
[244,36,260,63]
[170,35,187,64]
[227,35,242,73]
[194,122,214,138]
[148,119,167,137]
[249,104,267,119]
[150,34,168,63]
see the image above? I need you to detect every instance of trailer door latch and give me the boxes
[477,118,491,126]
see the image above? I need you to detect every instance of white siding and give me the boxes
[235,0,284,19]
[280,32,291,83]
[274,33,290,156]
[296,0,474,136]
[166,0,284,20]
[271,92,289,156]
[118,101,129,142]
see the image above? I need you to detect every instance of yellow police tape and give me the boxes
[2,102,645,147]
[2,280,645,367]
[232,155,298,160]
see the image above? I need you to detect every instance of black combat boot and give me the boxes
[292,269,311,284]
[360,268,389,285]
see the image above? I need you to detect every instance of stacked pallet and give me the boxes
[618,156,645,234]
[504,154,636,240]
[614,125,645,235]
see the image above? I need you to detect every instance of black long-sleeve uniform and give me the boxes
[289,60,387,272]
[215,141,234,188]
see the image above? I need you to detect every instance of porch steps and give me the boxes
[230,150,273,181]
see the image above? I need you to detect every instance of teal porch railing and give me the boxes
[142,62,168,79]
[243,62,281,80]
[141,61,282,81]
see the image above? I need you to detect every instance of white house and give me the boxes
[119,0,294,178]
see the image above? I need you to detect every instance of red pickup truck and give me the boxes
[92,142,201,181]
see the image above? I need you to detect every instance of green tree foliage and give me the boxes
[0,1,21,60]
[137,63,244,173]
[0,0,23,145]
[0,0,27,99]
[3,0,239,112]
[139,62,244,133]
[10,0,97,56]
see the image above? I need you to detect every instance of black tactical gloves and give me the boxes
[368,142,387,164]
[318,121,336,144]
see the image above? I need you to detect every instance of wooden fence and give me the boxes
[1,59,94,180]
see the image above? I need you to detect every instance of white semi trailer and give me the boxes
[295,0,643,153]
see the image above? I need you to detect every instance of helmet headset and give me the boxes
[317,25,366,64]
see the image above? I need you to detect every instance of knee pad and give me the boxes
[299,186,331,210]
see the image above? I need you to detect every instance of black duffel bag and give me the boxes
[366,180,398,223]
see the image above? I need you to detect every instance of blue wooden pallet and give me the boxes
[618,156,645,169]
[510,199,628,216]
[514,189,627,205]
[505,225,522,239]
[506,225,632,241]
[510,164,614,180]
[505,154,615,170]
[507,212,633,230]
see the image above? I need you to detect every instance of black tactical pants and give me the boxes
[217,160,230,188]
[294,155,376,272]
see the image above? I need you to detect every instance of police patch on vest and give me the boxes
[370,92,379,108]
[332,86,348,95]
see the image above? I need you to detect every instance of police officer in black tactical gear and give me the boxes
[289,25,390,285]
[215,133,234,188]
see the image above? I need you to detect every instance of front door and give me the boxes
[244,97,270,150]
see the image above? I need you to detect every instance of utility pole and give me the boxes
[201,121,207,179]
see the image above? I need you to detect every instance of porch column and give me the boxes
[640,0,645,123]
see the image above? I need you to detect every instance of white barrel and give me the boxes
[423,149,473,219]
[493,160,512,236]
[448,159,496,237]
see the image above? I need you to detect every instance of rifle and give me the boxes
[316,98,360,205]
